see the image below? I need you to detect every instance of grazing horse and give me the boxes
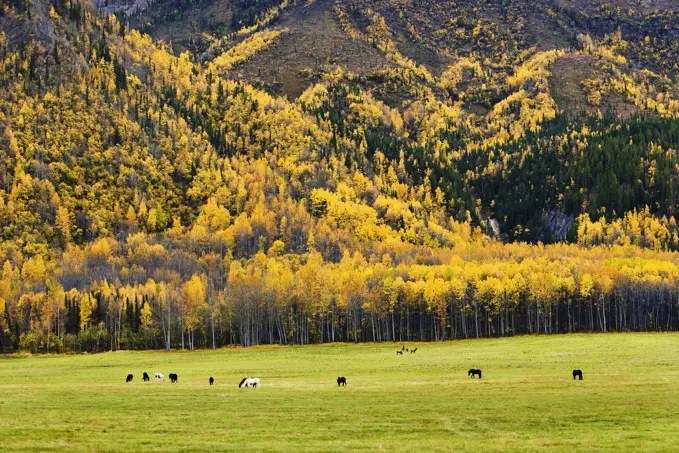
[337,377,347,387]
[572,369,583,380]
[239,377,260,388]
[468,369,482,379]
[142,372,150,382]
[169,373,178,383]
[154,373,165,382]
[405,348,409,352]
[126,374,133,383]
[411,348,418,354]
[209,377,214,386]
[396,350,403,355]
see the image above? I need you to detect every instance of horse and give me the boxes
[401,345,405,351]
[142,372,150,382]
[154,373,165,382]
[405,348,409,352]
[396,350,403,355]
[169,373,178,383]
[337,377,347,387]
[572,369,583,380]
[411,348,418,354]
[126,374,133,383]
[209,377,214,386]
[239,377,260,388]
[468,369,482,379]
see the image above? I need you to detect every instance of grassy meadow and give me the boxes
[1,334,678,452]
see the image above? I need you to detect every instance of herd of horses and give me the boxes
[396,345,418,355]
[124,372,261,387]
[126,372,213,384]
[123,348,585,386]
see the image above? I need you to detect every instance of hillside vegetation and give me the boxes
[2,0,679,351]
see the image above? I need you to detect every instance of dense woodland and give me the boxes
[2,0,679,352]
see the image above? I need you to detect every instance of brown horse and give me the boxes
[209,377,214,386]
[411,348,418,354]
[337,377,347,387]
[468,369,482,379]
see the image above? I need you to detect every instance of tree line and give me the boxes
[3,237,679,353]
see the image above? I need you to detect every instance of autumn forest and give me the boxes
[2,0,679,352]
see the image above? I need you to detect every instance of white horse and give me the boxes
[238,377,260,388]
[154,373,165,382]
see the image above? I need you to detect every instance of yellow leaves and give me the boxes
[298,84,329,110]
[374,196,415,229]
[234,0,291,36]
[579,273,594,298]
[334,5,362,40]
[49,6,60,21]
[577,208,676,251]
[140,302,153,327]
[21,255,47,288]
[507,50,563,91]
[438,57,484,93]
[88,237,119,265]
[196,197,231,232]
[208,29,286,75]
[80,293,93,330]
[311,187,390,239]
[182,274,207,332]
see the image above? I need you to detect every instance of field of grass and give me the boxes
[1,333,678,452]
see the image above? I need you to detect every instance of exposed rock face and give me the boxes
[488,218,501,238]
[543,210,574,242]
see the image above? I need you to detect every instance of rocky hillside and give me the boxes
[2,0,679,248]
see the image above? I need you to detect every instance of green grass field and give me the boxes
[1,334,678,452]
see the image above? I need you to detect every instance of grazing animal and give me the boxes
[468,369,482,379]
[239,377,260,388]
[142,372,150,382]
[209,377,214,386]
[411,348,418,354]
[405,348,409,352]
[126,374,133,383]
[572,369,583,380]
[337,377,347,387]
[396,350,403,355]
[154,373,165,382]
[169,373,178,383]
[401,345,405,351]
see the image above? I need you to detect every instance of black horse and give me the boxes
[209,377,214,386]
[142,372,150,382]
[411,348,418,354]
[468,369,482,379]
[572,370,583,380]
[126,374,133,383]
[169,373,178,383]
[396,350,403,355]
[337,376,347,387]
